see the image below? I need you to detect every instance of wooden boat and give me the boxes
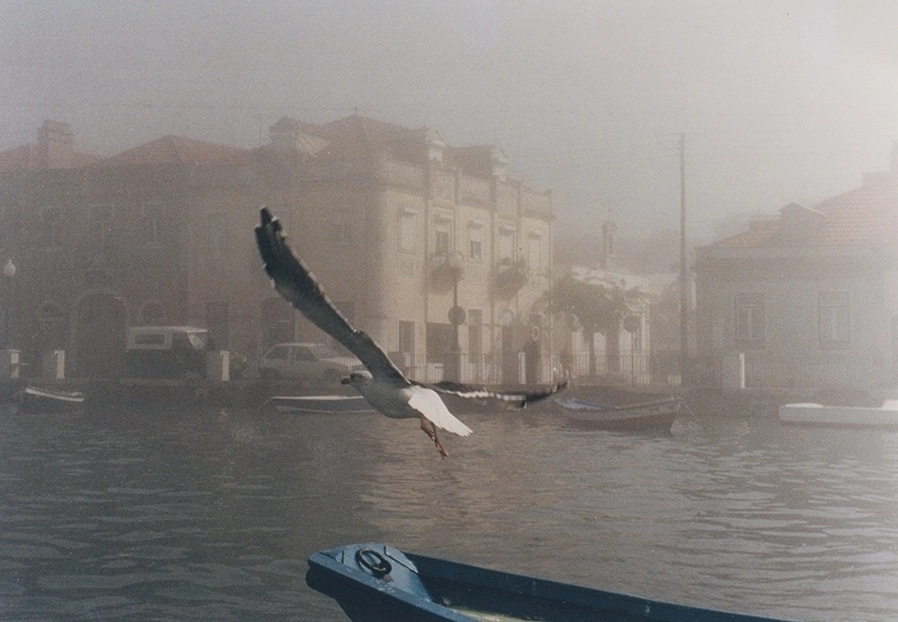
[306,543,793,622]
[264,394,373,414]
[555,396,680,432]
[19,385,85,412]
[779,400,898,428]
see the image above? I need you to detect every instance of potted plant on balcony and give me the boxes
[431,252,464,292]
[494,256,529,298]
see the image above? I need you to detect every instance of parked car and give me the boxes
[258,342,364,381]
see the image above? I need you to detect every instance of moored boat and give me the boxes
[555,395,680,432]
[779,400,898,428]
[265,394,373,414]
[306,543,793,622]
[19,385,85,412]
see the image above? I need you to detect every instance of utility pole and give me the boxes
[254,114,264,148]
[678,133,689,385]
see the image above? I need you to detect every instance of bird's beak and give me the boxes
[340,376,351,385]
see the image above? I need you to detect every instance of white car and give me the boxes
[258,342,364,381]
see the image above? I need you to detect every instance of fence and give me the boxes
[730,352,891,391]
[394,351,661,386]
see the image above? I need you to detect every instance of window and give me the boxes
[267,345,289,360]
[399,210,417,252]
[426,322,454,364]
[42,207,63,248]
[498,226,516,263]
[434,214,453,257]
[819,292,849,346]
[134,334,166,346]
[294,345,316,361]
[399,320,415,354]
[468,222,483,261]
[139,203,164,247]
[467,310,483,360]
[37,301,63,321]
[208,212,228,251]
[735,293,764,344]
[90,204,115,249]
[528,232,543,272]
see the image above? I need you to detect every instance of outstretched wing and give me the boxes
[428,379,569,409]
[407,386,473,437]
[254,207,407,384]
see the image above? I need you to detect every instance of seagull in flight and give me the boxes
[254,207,567,458]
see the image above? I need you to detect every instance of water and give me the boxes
[1,400,897,621]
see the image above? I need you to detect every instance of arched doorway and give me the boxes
[73,292,126,378]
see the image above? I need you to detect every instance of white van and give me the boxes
[124,326,209,379]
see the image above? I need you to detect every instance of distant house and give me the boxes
[0,123,255,377]
[694,145,898,391]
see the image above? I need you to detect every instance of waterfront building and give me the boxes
[256,115,555,384]
[694,144,898,390]
[0,116,555,383]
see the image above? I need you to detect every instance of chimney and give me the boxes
[36,120,74,169]
[268,116,300,152]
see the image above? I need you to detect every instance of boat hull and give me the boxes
[266,394,373,414]
[556,397,680,432]
[307,543,792,622]
[779,402,898,428]
[19,386,85,412]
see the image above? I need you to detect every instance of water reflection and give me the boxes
[0,402,896,621]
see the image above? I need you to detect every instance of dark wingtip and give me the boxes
[259,206,273,225]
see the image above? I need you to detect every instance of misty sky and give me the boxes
[2,0,897,244]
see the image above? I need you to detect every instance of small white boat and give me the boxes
[265,394,373,414]
[779,400,898,428]
[556,396,681,432]
[19,386,85,412]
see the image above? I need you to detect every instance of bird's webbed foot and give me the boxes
[420,415,449,459]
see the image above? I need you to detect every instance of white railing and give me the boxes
[394,351,657,385]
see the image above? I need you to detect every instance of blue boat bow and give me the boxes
[307,543,794,622]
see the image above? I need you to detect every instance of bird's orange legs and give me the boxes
[419,414,448,459]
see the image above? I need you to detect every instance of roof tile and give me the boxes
[709,176,898,249]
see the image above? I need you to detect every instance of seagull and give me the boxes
[254,207,567,458]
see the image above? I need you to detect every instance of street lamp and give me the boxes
[2,259,15,349]
[445,250,465,382]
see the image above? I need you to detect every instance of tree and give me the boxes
[544,275,641,378]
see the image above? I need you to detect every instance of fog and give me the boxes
[2,0,897,245]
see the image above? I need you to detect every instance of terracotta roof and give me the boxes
[0,142,99,175]
[99,135,250,167]
[312,114,421,160]
[708,175,898,249]
[268,114,507,178]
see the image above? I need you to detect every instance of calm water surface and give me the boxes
[1,399,897,621]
